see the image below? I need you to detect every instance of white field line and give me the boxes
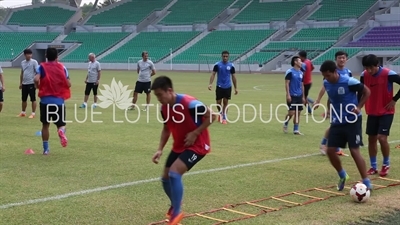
[0,140,399,210]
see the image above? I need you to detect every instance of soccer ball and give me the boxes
[349,183,371,203]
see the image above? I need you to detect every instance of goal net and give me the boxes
[197,54,253,73]
[127,57,152,70]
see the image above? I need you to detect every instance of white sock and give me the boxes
[31,112,35,115]
[21,111,26,114]
[83,102,87,106]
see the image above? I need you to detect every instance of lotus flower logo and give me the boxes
[97,78,133,110]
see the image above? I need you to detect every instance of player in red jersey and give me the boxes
[299,51,315,115]
[361,54,400,177]
[151,76,216,225]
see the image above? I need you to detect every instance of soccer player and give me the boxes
[208,50,238,124]
[128,51,156,111]
[361,54,400,177]
[34,48,71,155]
[283,56,306,135]
[18,49,39,118]
[320,60,372,191]
[0,65,4,113]
[315,51,361,156]
[299,50,315,115]
[79,53,101,109]
[151,76,216,225]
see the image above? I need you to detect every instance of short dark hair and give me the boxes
[142,51,148,57]
[298,50,307,58]
[335,51,348,59]
[151,76,173,91]
[291,56,300,67]
[23,49,32,55]
[361,55,368,66]
[221,50,229,55]
[46,47,58,61]
[320,60,337,73]
[362,54,379,67]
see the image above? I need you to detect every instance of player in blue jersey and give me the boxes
[320,60,372,191]
[208,51,238,124]
[283,56,306,135]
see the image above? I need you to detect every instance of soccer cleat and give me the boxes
[336,150,348,156]
[283,125,288,134]
[92,105,96,109]
[367,168,378,175]
[337,173,350,191]
[79,104,86,108]
[17,113,26,117]
[379,165,390,177]
[168,212,184,225]
[319,145,327,155]
[58,129,68,147]
[142,108,147,112]
[221,119,227,124]
[128,106,135,110]
[166,206,173,219]
[293,130,303,135]
[28,114,35,119]
[43,149,49,155]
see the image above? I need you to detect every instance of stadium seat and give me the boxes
[101,31,200,63]
[168,29,276,64]
[289,27,350,41]
[307,0,377,21]
[0,32,59,61]
[241,52,282,65]
[61,32,130,62]
[312,48,362,65]
[230,0,313,24]
[158,0,233,25]
[86,0,170,26]
[263,41,335,51]
[7,6,76,26]
[346,26,400,47]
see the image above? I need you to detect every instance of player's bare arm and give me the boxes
[34,74,40,89]
[151,68,156,76]
[231,73,238,95]
[153,124,171,164]
[208,71,216,90]
[96,70,101,85]
[285,80,291,102]
[301,83,306,104]
[19,69,23,89]
[0,73,4,92]
[355,84,370,113]
[184,106,216,147]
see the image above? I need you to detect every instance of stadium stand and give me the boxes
[0,32,59,61]
[85,0,171,26]
[307,0,377,21]
[101,31,200,63]
[346,26,400,47]
[288,27,350,41]
[61,32,130,62]
[7,6,76,26]
[159,0,232,25]
[169,29,276,64]
[230,0,312,24]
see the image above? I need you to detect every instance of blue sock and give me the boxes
[294,124,299,131]
[222,114,226,120]
[370,156,377,170]
[336,147,340,152]
[169,171,183,217]
[321,138,328,145]
[161,178,172,203]
[383,157,390,166]
[284,121,288,126]
[338,169,347,179]
[307,105,312,114]
[362,178,371,188]
[43,141,49,150]
[307,97,314,104]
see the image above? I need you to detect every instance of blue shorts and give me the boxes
[287,96,303,111]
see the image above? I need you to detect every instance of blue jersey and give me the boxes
[36,63,69,105]
[324,75,363,125]
[285,68,304,96]
[337,67,352,77]
[213,61,235,89]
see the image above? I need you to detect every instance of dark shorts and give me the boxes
[165,149,205,171]
[85,82,98,96]
[287,96,303,111]
[328,117,362,149]
[366,114,394,136]
[40,103,66,127]
[304,83,312,98]
[216,86,232,100]
[0,90,3,102]
[134,81,151,94]
[21,84,36,102]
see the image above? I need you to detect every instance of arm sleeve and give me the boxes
[213,64,218,72]
[285,72,292,80]
[64,66,69,79]
[160,110,167,124]
[188,100,207,117]
[230,65,235,74]
[300,63,306,72]
[348,77,364,93]
[388,71,400,101]
[348,69,353,77]
[36,65,43,77]
[97,62,101,71]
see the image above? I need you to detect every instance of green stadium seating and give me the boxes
[86,0,170,26]
[159,0,232,25]
[7,6,75,26]
[169,29,276,64]
[289,27,350,41]
[61,32,130,62]
[231,0,251,8]
[101,31,200,63]
[264,41,335,51]
[307,0,377,21]
[231,0,312,24]
[0,32,59,61]
[242,52,281,64]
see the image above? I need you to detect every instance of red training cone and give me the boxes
[24,149,35,155]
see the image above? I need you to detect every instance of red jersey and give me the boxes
[161,94,211,155]
[362,67,395,116]
[38,62,71,100]
[302,59,314,85]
